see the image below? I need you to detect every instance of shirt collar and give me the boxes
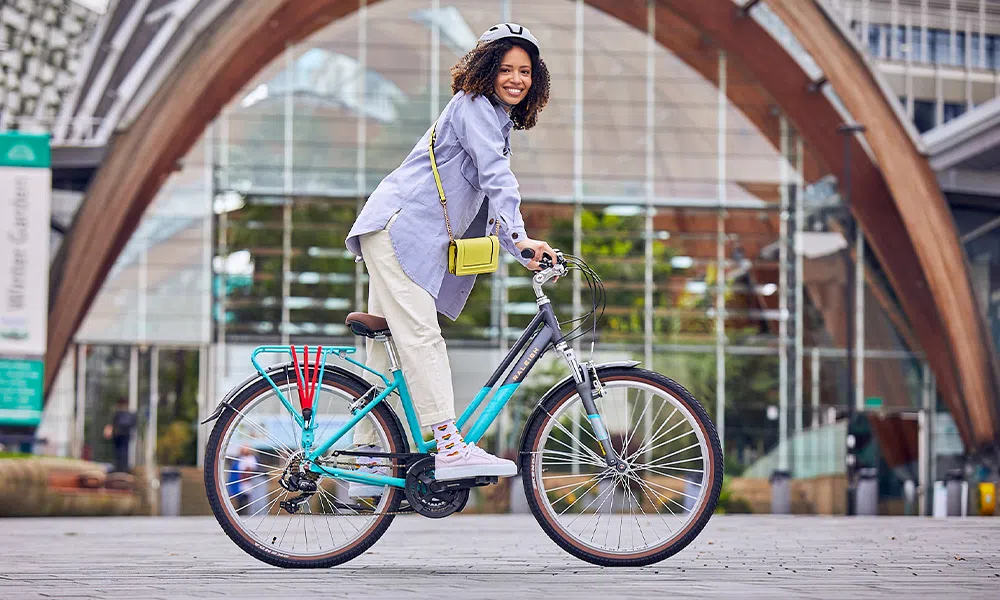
[489,96,514,134]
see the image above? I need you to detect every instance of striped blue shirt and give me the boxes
[346,91,529,320]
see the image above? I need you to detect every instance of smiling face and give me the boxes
[494,45,533,106]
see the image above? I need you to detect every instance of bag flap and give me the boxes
[454,236,498,268]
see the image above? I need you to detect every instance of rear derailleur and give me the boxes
[279,453,319,514]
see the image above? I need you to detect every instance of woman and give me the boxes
[344,23,556,495]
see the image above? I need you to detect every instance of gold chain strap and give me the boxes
[428,121,500,242]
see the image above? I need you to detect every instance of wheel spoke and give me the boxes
[537,448,607,469]
[622,393,653,455]
[550,472,608,508]
[317,488,350,540]
[228,473,282,503]
[250,492,285,527]
[637,455,704,469]
[640,476,702,503]
[557,475,609,517]
[632,475,687,520]
[636,428,698,459]
[543,432,607,466]
[228,404,297,458]
[567,480,616,528]
[629,473,679,529]
[541,409,607,465]
[628,410,686,460]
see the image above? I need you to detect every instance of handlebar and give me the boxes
[520,247,565,270]
[521,248,566,299]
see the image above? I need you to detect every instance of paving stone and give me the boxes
[0,515,998,599]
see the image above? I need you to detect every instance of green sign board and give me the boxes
[0,132,51,168]
[0,358,44,426]
[864,396,883,410]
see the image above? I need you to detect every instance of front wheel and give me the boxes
[519,367,723,567]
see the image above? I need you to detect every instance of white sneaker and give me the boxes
[434,443,517,481]
[348,445,388,498]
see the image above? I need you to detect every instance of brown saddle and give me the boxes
[345,312,391,338]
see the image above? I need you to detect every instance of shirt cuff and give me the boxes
[507,227,527,246]
[498,227,530,266]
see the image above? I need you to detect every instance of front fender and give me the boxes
[516,360,640,455]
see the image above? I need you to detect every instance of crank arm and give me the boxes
[429,476,499,493]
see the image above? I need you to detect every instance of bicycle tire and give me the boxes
[519,366,723,567]
[204,368,406,568]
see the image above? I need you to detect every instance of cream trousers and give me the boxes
[352,215,456,447]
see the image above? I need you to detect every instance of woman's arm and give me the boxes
[452,95,528,250]
[453,96,556,269]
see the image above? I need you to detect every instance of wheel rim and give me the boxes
[214,380,394,558]
[531,379,713,557]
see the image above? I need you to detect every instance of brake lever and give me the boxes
[520,248,565,272]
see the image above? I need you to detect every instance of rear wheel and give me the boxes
[519,367,723,567]
[204,368,406,568]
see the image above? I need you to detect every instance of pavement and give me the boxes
[1,515,998,599]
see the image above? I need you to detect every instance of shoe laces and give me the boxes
[462,443,494,460]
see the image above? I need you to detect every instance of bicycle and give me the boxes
[202,250,723,567]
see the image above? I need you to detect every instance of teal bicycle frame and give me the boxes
[245,297,611,493]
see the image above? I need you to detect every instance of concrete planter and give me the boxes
[0,458,142,517]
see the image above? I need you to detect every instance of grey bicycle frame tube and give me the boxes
[457,305,559,438]
[483,311,547,389]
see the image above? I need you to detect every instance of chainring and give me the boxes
[404,456,469,519]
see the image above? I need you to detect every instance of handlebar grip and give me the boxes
[520,248,536,259]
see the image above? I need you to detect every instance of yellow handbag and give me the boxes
[429,121,501,277]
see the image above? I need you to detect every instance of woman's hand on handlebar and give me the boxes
[516,238,558,272]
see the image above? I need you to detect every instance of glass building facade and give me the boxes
[44,0,946,485]
[835,0,1000,131]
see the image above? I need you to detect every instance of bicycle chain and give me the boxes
[306,457,415,517]
[308,456,483,517]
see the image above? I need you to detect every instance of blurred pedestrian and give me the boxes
[103,398,137,473]
[236,446,260,515]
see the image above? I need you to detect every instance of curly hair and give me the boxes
[451,39,550,130]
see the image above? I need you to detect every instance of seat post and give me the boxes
[375,333,401,373]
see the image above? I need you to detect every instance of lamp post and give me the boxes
[838,122,865,516]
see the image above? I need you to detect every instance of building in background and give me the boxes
[2,0,998,514]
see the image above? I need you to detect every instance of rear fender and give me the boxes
[200,362,381,425]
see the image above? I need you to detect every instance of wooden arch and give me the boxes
[46,0,998,450]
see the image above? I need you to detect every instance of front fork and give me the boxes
[555,342,626,472]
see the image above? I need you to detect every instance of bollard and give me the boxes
[979,482,996,516]
[159,468,182,517]
[509,477,530,513]
[902,479,917,516]
[769,470,791,515]
[854,467,879,516]
[932,480,948,518]
[945,469,966,517]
